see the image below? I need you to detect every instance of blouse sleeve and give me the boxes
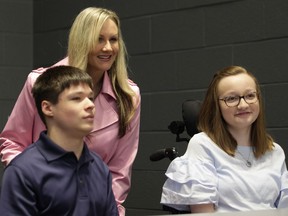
[0,71,44,165]
[107,85,141,216]
[0,59,67,165]
[275,160,288,208]
[161,157,219,211]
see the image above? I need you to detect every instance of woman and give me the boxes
[0,7,141,216]
[161,66,288,213]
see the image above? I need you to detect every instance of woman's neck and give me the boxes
[87,67,105,96]
[93,81,103,97]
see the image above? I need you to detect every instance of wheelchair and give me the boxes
[149,99,202,214]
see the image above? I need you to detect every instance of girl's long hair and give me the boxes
[197,66,273,158]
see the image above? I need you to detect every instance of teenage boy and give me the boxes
[0,65,118,216]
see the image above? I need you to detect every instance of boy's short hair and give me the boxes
[32,65,93,125]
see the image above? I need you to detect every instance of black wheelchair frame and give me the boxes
[149,99,202,214]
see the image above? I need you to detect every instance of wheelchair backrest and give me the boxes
[182,99,202,137]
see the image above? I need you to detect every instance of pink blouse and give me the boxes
[0,58,141,216]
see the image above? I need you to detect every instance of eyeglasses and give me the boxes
[219,92,258,107]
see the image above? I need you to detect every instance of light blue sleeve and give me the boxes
[275,162,288,208]
[160,156,219,211]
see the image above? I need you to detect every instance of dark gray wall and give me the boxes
[0,0,33,186]
[1,0,288,215]
[0,0,33,136]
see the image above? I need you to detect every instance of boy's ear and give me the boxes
[41,100,54,117]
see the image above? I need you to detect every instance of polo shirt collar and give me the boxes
[36,131,94,164]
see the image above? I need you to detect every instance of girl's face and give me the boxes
[217,73,260,132]
[87,18,119,74]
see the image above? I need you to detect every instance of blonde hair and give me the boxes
[68,7,136,137]
[198,66,274,158]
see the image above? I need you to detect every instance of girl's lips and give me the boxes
[235,111,251,116]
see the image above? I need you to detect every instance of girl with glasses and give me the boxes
[161,66,288,213]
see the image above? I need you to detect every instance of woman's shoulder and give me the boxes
[23,67,47,89]
[127,78,137,86]
[127,79,141,107]
[127,79,140,93]
[30,67,46,76]
[27,58,68,86]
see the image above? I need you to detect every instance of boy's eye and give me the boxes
[71,97,81,101]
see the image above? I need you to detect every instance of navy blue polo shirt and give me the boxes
[0,131,118,216]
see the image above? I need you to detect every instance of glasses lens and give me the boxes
[244,92,257,103]
[225,96,239,107]
[224,92,258,107]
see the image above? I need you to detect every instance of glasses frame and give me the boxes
[219,92,258,107]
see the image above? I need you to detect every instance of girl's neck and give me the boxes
[229,127,252,146]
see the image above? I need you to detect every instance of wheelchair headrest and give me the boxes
[182,99,202,137]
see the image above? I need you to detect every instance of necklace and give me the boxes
[236,148,252,167]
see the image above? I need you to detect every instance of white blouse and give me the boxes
[161,132,288,212]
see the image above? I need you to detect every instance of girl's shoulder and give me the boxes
[272,142,286,155]
[190,132,215,146]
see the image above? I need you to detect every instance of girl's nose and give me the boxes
[237,97,249,108]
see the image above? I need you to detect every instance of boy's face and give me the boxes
[49,83,95,137]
